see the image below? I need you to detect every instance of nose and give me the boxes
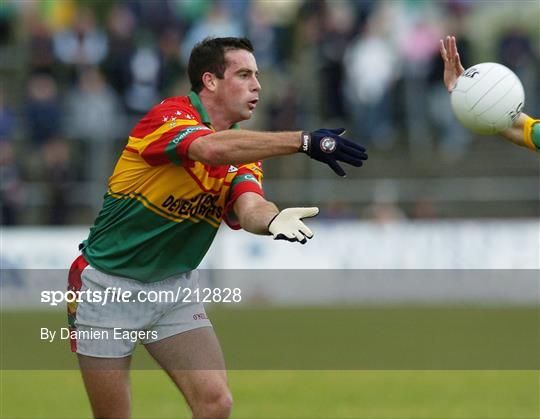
[251,76,261,92]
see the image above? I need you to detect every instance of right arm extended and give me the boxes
[188,129,302,166]
[188,128,368,177]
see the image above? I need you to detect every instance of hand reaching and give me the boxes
[300,128,368,177]
[440,35,465,92]
[268,207,319,244]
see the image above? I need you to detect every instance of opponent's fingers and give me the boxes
[439,39,448,61]
[449,36,456,58]
[444,36,451,56]
[451,37,461,64]
[455,53,464,74]
[328,159,346,177]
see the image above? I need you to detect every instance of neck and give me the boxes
[198,90,234,131]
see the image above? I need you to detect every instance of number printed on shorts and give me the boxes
[179,287,241,303]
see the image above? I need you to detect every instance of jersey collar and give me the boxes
[188,91,239,130]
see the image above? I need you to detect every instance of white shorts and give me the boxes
[67,255,212,358]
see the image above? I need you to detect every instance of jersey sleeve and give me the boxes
[223,161,264,230]
[127,102,213,166]
[523,117,540,151]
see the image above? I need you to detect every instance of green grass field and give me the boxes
[1,307,538,418]
[2,370,538,418]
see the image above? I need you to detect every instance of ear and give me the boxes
[202,72,217,92]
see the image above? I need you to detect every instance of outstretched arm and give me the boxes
[188,128,368,177]
[440,35,538,151]
[188,130,301,165]
[501,113,539,150]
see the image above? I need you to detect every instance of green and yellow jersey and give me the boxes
[80,92,263,282]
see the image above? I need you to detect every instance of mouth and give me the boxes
[248,99,258,110]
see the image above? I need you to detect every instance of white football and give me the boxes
[450,62,525,135]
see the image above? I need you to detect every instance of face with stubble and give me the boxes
[211,49,261,123]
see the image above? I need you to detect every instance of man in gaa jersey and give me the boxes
[68,37,367,418]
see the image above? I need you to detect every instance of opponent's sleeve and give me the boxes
[223,161,264,230]
[523,117,540,151]
[127,103,213,166]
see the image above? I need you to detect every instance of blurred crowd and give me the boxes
[0,0,538,224]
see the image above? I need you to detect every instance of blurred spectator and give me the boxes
[64,68,124,183]
[497,26,539,116]
[362,180,407,223]
[181,2,244,64]
[362,202,407,223]
[0,141,24,225]
[343,18,400,149]
[64,68,124,141]
[411,197,439,219]
[24,0,77,33]
[0,0,15,45]
[26,19,56,74]
[53,6,108,81]
[124,44,162,114]
[319,201,358,221]
[24,73,62,146]
[268,83,302,131]
[290,1,324,129]
[319,1,357,121]
[398,4,442,153]
[0,91,15,141]
[102,4,136,99]
[0,89,22,225]
[497,27,536,74]
[129,0,181,36]
[42,138,73,224]
[158,27,185,96]
[171,0,212,27]
[246,2,278,70]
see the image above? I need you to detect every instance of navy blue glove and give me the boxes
[299,128,368,177]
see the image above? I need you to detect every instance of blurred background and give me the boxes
[0,0,538,226]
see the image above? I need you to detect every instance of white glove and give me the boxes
[267,207,319,244]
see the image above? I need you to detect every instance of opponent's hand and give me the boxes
[268,207,319,244]
[299,128,368,177]
[440,35,465,92]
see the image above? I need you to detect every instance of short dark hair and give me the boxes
[188,37,254,93]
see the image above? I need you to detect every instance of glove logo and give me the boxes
[320,137,337,153]
[301,133,310,153]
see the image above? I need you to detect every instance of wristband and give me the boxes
[523,117,540,151]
